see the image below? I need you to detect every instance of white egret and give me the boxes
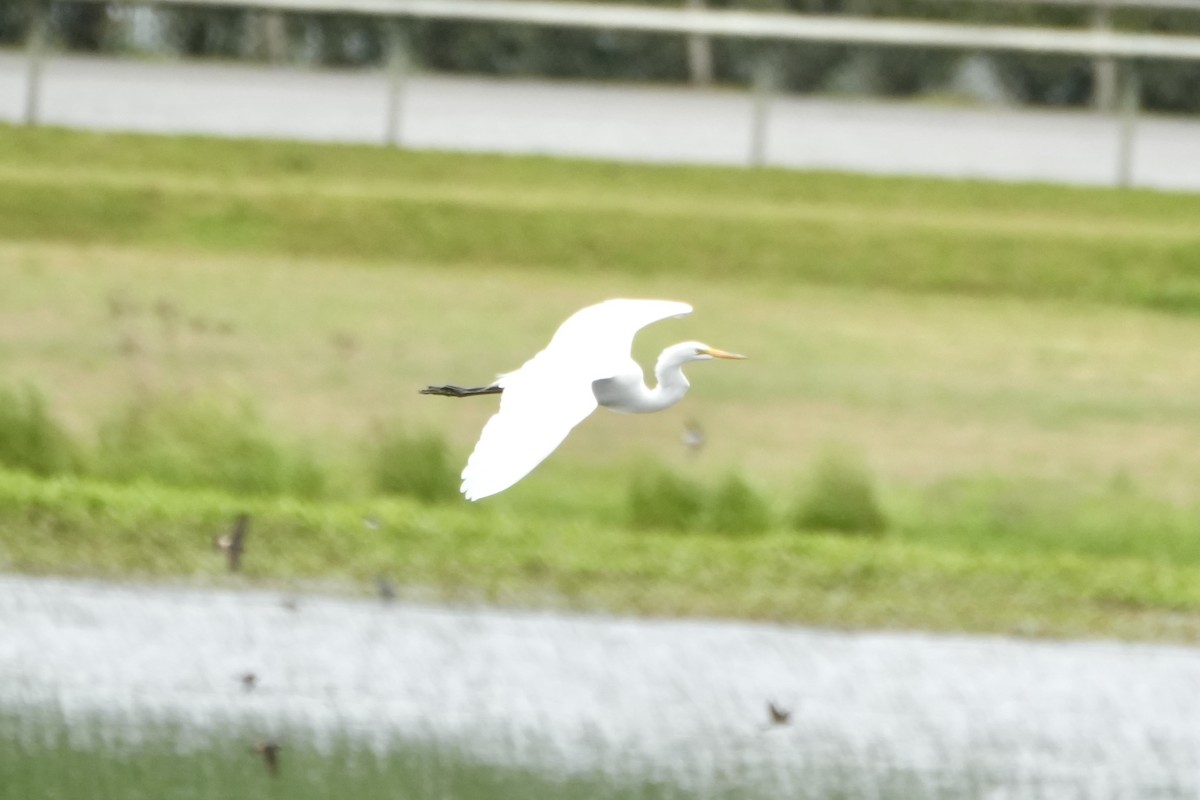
[421,299,745,501]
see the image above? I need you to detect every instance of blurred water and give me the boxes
[2,573,1200,798]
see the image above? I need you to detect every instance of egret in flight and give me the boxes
[421,299,745,500]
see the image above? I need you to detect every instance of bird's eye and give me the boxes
[694,347,705,355]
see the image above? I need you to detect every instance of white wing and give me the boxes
[460,299,692,500]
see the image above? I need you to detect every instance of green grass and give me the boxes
[0,707,702,800]
[706,472,772,535]
[95,396,328,499]
[628,467,773,534]
[0,385,81,477]
[3,125,1200,309]
[2,703,1043,800]
[366,427,459,502]
[627,462,706,531]
[5,124,1200,642]
[793,445,886,534]
[2,468,1200,641]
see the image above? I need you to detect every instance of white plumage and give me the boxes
[458,299,744,501]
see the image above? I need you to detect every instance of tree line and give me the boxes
[2,0,1199,111]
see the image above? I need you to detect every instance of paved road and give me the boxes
[4,574,1200,797]
[2,52,1200,190]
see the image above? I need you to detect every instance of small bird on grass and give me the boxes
[251,739,282,777]
[213,513,250,572]
[682,418,706,456]
[767,700,791,727]
[117,333,142,358]
[375,575,397,602]
[330,331,358,359]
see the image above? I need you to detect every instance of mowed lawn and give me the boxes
[8,239,1200,499]
[4,124,1200,641]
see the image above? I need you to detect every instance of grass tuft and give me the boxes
[793,445,887,535]
[627,462,705,531]
[0,386,81,477]
[365,427,459,503]
[706,472,772,535]
[94,396,326,499]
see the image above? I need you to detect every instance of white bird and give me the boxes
[422,299,745,501]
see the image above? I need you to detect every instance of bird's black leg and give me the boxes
[419,384,504,398]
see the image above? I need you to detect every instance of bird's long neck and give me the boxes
[594,345,695,414]
[642,348,692,412]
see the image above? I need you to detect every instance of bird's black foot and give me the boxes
[419,384,503,398]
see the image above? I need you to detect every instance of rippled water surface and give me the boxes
[3,574,1200,798]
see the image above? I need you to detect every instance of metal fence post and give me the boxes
[749,46,776,168]
[384,19,409,148]
[1092,3,1117,111]
[1115,62,1139,188]
[261,10,288,63]
[23,0,49,127]
[685,0,712,87]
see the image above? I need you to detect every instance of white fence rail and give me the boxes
[55,0,1200,60]
[940,0,1200,10]
[23,0,1200,184]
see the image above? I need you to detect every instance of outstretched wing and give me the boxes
[459,359,597,501]
[460,299,692,501]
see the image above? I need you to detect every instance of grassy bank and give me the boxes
[3,125,1200,309]
[3,469,1200,642]
[4,124,1200,641]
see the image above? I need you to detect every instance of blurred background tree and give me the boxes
[54,2,110,50]
[6,0,1200,111]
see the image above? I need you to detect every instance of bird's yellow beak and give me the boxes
[701,347,747,360]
